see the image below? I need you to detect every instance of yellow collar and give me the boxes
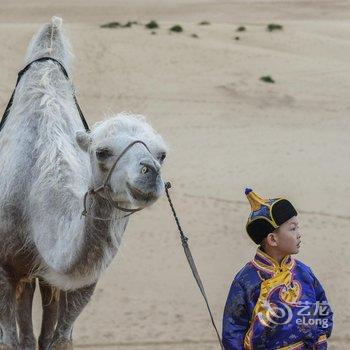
[251,247,295,275]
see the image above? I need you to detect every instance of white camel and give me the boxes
[0,17,167,350]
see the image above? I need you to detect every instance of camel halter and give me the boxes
[0,56,224,350]
[81,140,157,219]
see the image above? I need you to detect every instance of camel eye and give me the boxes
[96,148,113,160]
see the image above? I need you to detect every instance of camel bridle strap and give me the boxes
[103,140,152,189]
[164,182,225,350]
[82,140,155,219]
[0,56,90,133]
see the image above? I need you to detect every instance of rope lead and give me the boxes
[165,182,224,350]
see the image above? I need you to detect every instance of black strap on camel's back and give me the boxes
[0,56,90,133]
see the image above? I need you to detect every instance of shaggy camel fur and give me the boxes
[0,17,167,349]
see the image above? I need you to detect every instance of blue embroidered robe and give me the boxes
[222,248,333,349]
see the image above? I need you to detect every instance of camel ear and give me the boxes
[76,131,92,152]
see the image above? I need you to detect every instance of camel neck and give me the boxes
[73,192,127,275]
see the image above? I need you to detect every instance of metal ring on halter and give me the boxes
[82,140,158,220]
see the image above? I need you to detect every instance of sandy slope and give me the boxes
[0,1,349,349]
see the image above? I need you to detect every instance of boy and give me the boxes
[222,188,333,349]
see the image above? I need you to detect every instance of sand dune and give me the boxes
[0,1,349,349]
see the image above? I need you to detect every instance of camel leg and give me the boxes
[49,283,96,350]
[0,265,19,349]
[15,279,36,350]
[38,279,59,350]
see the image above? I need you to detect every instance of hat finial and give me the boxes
[245,188,253,195]
[245,189,266,211]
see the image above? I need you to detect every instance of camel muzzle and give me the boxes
[82,139,161,219]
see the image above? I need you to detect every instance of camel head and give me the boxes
[76,114,167,208]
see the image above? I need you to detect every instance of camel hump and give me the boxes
[51,16,62,29]
[24,16,72,71]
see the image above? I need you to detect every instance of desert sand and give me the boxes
[0,1,349,349]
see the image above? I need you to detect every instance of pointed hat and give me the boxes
[245,188,297,244]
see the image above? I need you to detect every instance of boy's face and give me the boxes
[268,216,301,255]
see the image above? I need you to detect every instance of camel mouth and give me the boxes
[126,183,156,202]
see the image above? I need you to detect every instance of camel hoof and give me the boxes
[50,339,73,350]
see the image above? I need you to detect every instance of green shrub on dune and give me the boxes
[100,21,138,29]
[145,20,159,29]
[260,76,275,83]
[170,25,183,33]
[267,23,283,32]
[236,26,246,32]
